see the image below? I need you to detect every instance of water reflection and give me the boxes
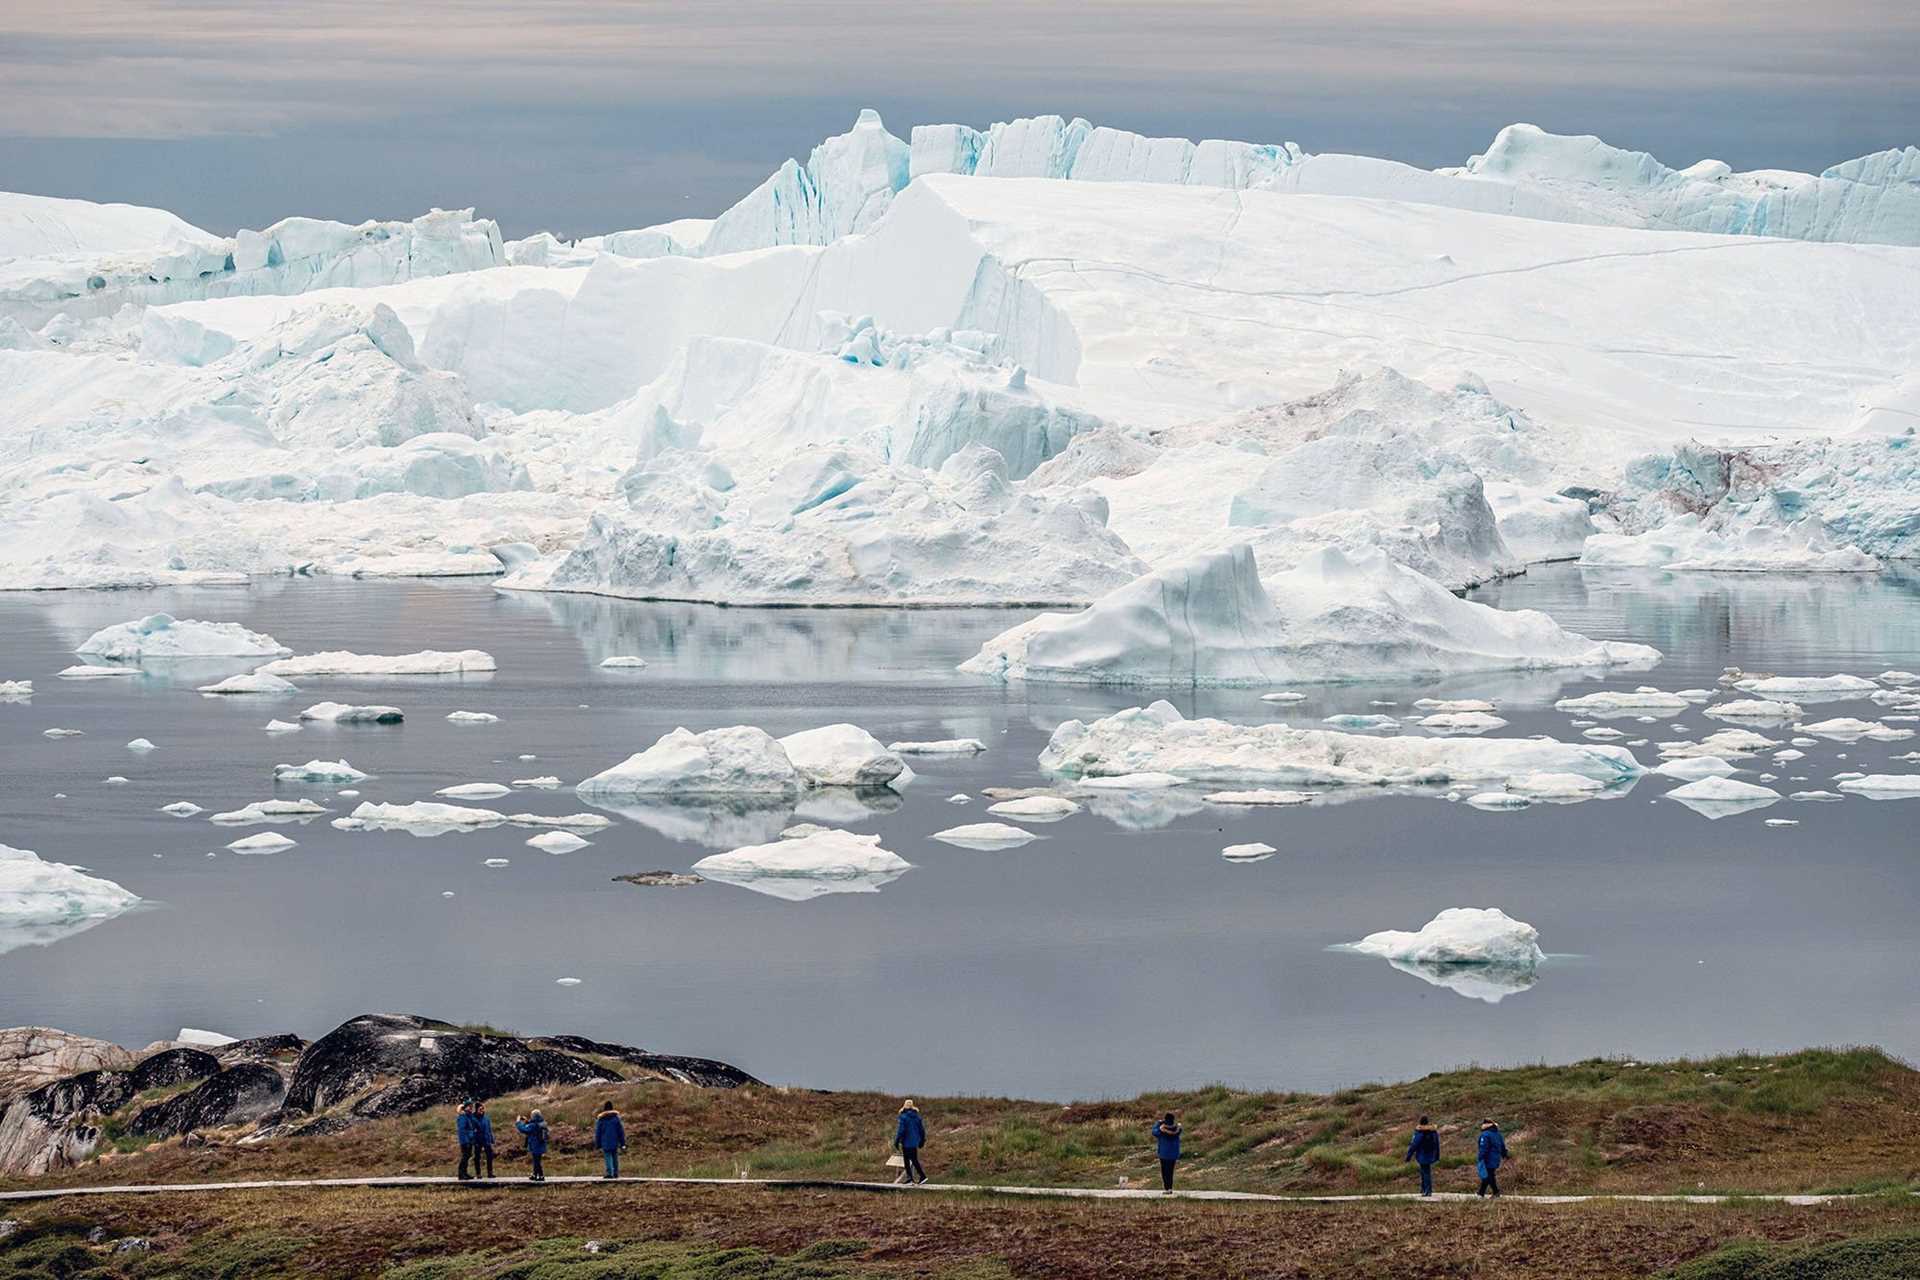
[1386,959,1540,1004]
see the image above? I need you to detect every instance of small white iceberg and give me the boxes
[1419,712,1507,733]
[300,702,404,724]
[1659,729,1778,758]
[1733,673,1876,699]
[1074,772,1186,791]
[446,710,498,724]
[1221,842,1277,861]
[1554,687,1688,714]
[1505,772,1606,799]
[1203,789,1313,806]
[1654,756,1740,781]
[1707,699,1802,722]
[199,672,297,695]
[77,614,289,660]
[1261,691,1307,703]
[576,726,802,798]
[335,801,506,834]
[437,783,511,799]
[692,829,912,900]
[0,680,32,698]
[58,665,137,679]
[986,796,1082,822]
[257,649,496,676]
[0,843,142,956]
[1413,698,1496,713]
[174,1027,238,1047]
[264,719,302,733]
[600,656,648,669]
[1836,774,1920,797]
[932,822,1039,850]
[1801,718,1912,742]
[159,801,203,816]
[505,813,613,829]
[209,799,328,825]
[42,728,83,738]
[1465,792,1531,810]
[1666,776,1781,818]
[126,738,157,752]
[1341,907,1545,1004]
[779,724,905,787]
[527,831,591,853]
[511,776,562,789]
[887,739,986,755]
[226,832,296,853]
[273,759,369,784]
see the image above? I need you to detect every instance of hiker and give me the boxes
[516,1108,551,1182]
[471,1100,496,1179]
[594,1099,627,1179]
[1404,1114,1440,1196]
[1152,1112,1182,1193]
[1476,1119,1509,1197]
[455,1101,477,1180]
[893,1099,928,1185]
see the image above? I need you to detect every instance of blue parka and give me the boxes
[516,1117,550,1156]
[895,1108,926,1150]
[1477,1127,1508,1174]
[472,1112,495,1148]
[1153,1121,1182,1161]
[1405,1125,1440,1166]
[594,1110,627,1152]
[455,1110,475,1144]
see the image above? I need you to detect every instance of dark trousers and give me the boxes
[900,1146,926,1182]
[1419,1162,1433,1195]
[1160,1158,1176,1191]
[1478,1170,1499,1197]
[477,1145,493,1178]
[458,1143,476,1179]
[530,1153,545,1180]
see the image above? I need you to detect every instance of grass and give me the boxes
[1663,1230,1920,1279]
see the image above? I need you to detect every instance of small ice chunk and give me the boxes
[511,776,562,788]
[1655,756,1739,780]
[1707,699,1803,722]
[1323,714,1399,731]
[339,801,505,833]
[226,832,296,853]
[209,799,327,824]
[1659,729,1778,758]
[986,796,1082,822]
[42,728,83,738]
[1221,842,1277,860]
[932,822,1039,850]
[58,665,137,679]
[77,614,287,660]
[1466,792,1532,810]
[946,793,971,804]
[126,738,157,751]
[600,656,648,668]
[1765,819,1799,827]
[1880,671,1918,685]
[778,724,904,787]
[300,702,404,725]
[1581,727,1624,740]
[1733,674,1876,697]
[256,649,496,676]
[436,783,511,799]
[103,776,128,785]
[199,672,297,695]
[1773,749,1805,762]
[1074,772,1186,790]
[1506,772,1604,798]
[0,679,33,697]
[1669,777,1779,802]
[1203,789,1313,805]
[527,831,590,853]
[505,813,612,829]
[484,858,511,867]
[1346,907,1544,966]
[159,801,202,816]
[1261,691,1307,703]
[887,739,987,754]
[1421,712,1508,732]
[1837,774,1920,796]
[446,711,498,723]
[1792,790,1843,801]
[273,759,369,784]
[1802,718,1912,741]
[692,829,912,885]
[263,720,302,733]
[1413,698,1496,713]
[1554,688,1687,713]
[555,976,583,985]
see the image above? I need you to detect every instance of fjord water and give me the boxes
[1,566,1916,1099]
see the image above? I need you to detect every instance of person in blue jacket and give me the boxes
[1152,1112,1182,1193]
[516,1108,551,1182]
[893,1099,928,1185]
[1404,1115,1440,1196]
[471,1100,496,1179]
[594,1100,627,1179]
[455,1101,477,1181]
[1476,1119,1510,1197]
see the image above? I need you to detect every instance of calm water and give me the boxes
[2,566,1917,1099]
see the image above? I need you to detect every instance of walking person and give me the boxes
[594,1099,627,1179]
[1404,1115,1440,1196]
[455,1101,477,1180]
[516,1108,551,1182]
[471,1100,496,1179]
[1476,1119,1509,1197]
[893,1099,928,1185]
[1152,1112,1182,1193]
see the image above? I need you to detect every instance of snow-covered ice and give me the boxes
[1419,712,1508,732]
[931,822,1039,850]
[1706,699,1803,722]
[576,726,803,798]
[125,738,156,751]
[258,649,495,676]
[334,800,506,833]
[527,831,591,853]
[599,656,647,668]
[263,719,301,732]
[437,783,511,799]
[985,796,1083,822]
[1666,776,1781,818]
[1836,774,1920,796]
[272,759,369,783]
[777,725,905,788]
[159,801,202,816]
[1073,772,1187,790]
[1654,757,1740,780]
[225,832,296,853]
[1733,674,1878,699]
[75,614,289,660]
[57,665,136,679]
[209,799,327,824]
[1555,688,1689,714]
[1342,908,1544,1001]
[1466,792,1532,810]
[300,701,404,724]
[691,829,911,899]
[199,672,297,695]
[888,739,987,755]
[1801,718,1912,741]
[1221,842,1278,861]
[446,710,498,723]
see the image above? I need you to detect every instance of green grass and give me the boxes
[0,1221,309,1280]
[1664,1230,1920,1279]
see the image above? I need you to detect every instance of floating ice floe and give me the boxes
[555,976,582,985]
[333,800,506,834]
[1261,692,1307,703]
[199,672,297,695]
[931,822,1039,850]
[174,1028,237,1047]
[437,783,511,799]
[1465,792,1531,810]
[1792,790,1843,801]
[272,759,369,783]
[1882,671,1919,685]
[126,738,157,751]
[577,726,802,798]
[58,665,137,679]
[1505,772,1606,799]
[1765,818,1799,827]
[75,613,289,660]
[1665,776,1781,818]
[300,701,404,724]
[1420,712,1508,732]
[600,656,647,668]
[1836,774,1920,797]
[1203,789,1313,805]
[226,831,297,853]
[1732,673,1877,700]
[962,545,1658,686]
[103,776,128,786]
[1040,700,1642,791]
[1801,718,1913,741]
[778,725,905,787]
[209,799,327,824]
[1653,756,1740,781]
[691,829,911,900]
[1221,842,1277,861]
[42,728,83,738]
[159,801,202,816]
[1707,699,1803,722]
[0,680,31,697]
[446,710,498,723]
[1581,516,1879,573]
[511,776,561,788]
[1073,772,1186,790]
[527,831,590,853]
[484,858,510,868]
[264,719,301,732]
[887,739,986,755]
[1340,907,1543,1003]
[1413,698,1496,713]
[1554,687,1689,714]
[1325,714,1399,732]
[1581,727,1624,740]
[1658,729,1778,758]
[0,842,142,956]
[256,649,496,676]
[985,796,1083,822]
[504,813,612,829]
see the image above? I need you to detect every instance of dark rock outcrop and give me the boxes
[216,1034,306,1065]
[532,1036,757,1089]
[130,1063,288,1139]
[0,1048,221,1176]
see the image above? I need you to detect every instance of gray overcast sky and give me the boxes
[2,0,1915,239]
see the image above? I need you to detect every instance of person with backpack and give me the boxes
[893,1100,928,1185]
[594,1100,627,1179]
[1476,1119,1510,1197]
[1404,1115,1440,1196]
[516,1109,551,1182]
[1152,1113,1183,1193]
[455,1101,477,1180]
[471,1100,496,1179]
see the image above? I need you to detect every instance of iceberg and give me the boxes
[57,665,137,679]
[1732,674,1879,699]
[1554,688,1689,714]
[1203,789,1314,806]
[1659,729,1779,758]
[1706,699,1802,722]
[1465,792,1531,810]
[1418,712,1508,733]
[0,842,142,956]
[257,649,495,676]
[159,801,203,816]
[961,545,1657,687]
[437,783,511,799]
[1654,757,1741,780]
[446,710,498,723]
[272,759,369,784]
[76,613,289,660]
[199,672,297,695]
[527,831,590,853]
[334,800,506,834]
[888,739,986,755]
[0,680,31,698]
[126,738,157,752]
[931,823,1039,850]
[264,719,301,732]
[1221,842,1278,861]
[504,813,613,829]
[690,829,912,899]
[1837,774,1920,796]
[1040,700,1643,790]
[576,726,803,798]
[600,656,647,669]
[300,702,404,724]
[985,796,1082,822]
[777,725,905,788]
[226,832,296,853]
[1801,718,1912,741]
[1344,907,1545,976]
[1665,776,1782,818]
[1505,772,1606,799]
[208,799,327,824]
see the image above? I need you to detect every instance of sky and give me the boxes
[1,0,1915,239]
